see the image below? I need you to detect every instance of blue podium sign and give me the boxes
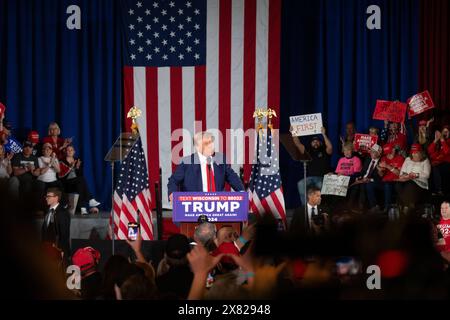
[172,192,249,222]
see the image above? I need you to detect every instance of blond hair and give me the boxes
[193,131,215,147]
[48,122,61,136]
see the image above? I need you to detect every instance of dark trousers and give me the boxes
[363,181,398,210]
[431,162,450,193]
[62,176,92,209]
[395,181,427,208]
[348,183,368,209]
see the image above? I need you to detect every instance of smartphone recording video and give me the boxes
[127,222,139,241]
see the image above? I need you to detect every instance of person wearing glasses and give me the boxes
[42,188,71,261]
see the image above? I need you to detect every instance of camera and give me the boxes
[197,214,209,224]
[312,212,325,226]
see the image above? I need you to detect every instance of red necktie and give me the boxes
[206,163,216,192]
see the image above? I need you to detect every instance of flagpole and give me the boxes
[111,162,115,256]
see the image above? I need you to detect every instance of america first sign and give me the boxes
[289,113,323,137]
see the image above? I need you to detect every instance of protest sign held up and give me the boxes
[407,90,435,118]
[290,113,323,137]
[321,174,351,197]
[354,134,378,154]
[373,100,407,123]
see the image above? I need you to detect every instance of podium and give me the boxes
[172,192,249,239]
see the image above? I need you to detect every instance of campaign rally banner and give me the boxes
[321,174,351,197]
[353,133,378,154]
[289,113,323,137]
[407,90,435,118]
[4,137,23,154]
[172,192,249,222]
[372,100,407,123]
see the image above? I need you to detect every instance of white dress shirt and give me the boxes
[363,158,380,179]
[197,152,215,192]
[45,203,60,227]
[307,203,318,229]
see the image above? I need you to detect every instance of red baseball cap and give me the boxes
[212,242,240,265]
[410,143,422,154]
[0,102,5,115]
[382,143,394,154]
[72,247,100,277]
[418,120,427,126]
[27,131,40,144]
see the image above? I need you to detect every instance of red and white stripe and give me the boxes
[249,187,287,223]
[110,189,154,240]
[123,0,281,209]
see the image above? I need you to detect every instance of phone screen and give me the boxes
[128,223,139,241]
[336,257,361,276]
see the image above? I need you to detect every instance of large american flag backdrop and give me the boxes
[121,0,281,208]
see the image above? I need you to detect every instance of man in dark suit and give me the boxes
[347,144,383,213]
[42,187,71,260]
[168,131,244,202]
[290,186,329,236]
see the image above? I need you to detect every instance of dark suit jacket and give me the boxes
[289,205,327,235]
[167,152,244,199]
[357,157,382,182]
[42,204,71,258]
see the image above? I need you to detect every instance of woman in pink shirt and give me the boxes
[335,143,362,178]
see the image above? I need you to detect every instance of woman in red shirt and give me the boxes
[427,126,450,196]
[42,122,72,159]
[380,121,407,153]
[377,143,405,211]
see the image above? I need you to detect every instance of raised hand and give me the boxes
[187,244,223,276]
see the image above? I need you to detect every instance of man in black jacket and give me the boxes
[42,187,71,260]
[290,186,329,236]
[347,144,383,213]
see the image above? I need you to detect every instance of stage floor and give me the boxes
[34,210,175,240]
[34,209,296,240]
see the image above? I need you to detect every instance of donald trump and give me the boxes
[168,131,244,202]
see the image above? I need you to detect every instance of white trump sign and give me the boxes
[290,113,323,137]
[321,174,351,197]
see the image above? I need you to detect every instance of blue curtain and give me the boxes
[0,0,122,210]
[279,0,419,209]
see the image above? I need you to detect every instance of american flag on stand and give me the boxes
[248,128,286,228]
[109,136,154,240]
[120,0,281,208]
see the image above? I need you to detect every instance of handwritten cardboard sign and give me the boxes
[290,113,323,137]
[373,100,407,123]
[321,174,351,197]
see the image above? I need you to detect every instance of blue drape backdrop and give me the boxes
[279,0,419,209]
[0,0,122,209]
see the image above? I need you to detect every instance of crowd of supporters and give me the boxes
[2,101,450,300]
[0,106,100,215]
[293,117,450,215]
